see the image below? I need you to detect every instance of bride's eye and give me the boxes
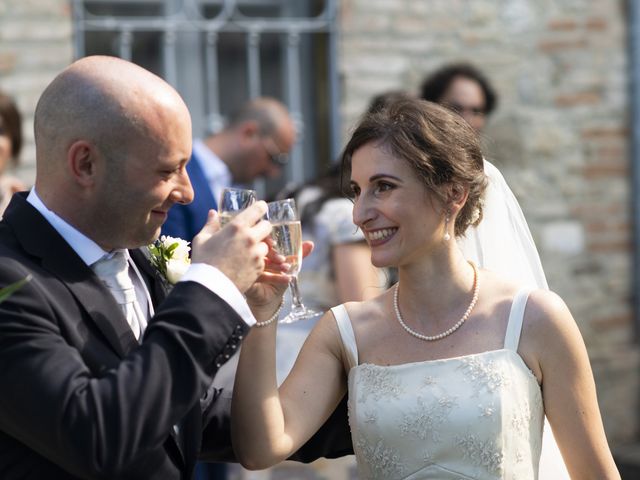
[374,181,395,196]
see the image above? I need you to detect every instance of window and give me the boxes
[72,0,340,197]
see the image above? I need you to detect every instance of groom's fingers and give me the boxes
[202,209,221,233]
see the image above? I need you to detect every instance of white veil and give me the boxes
[458,160,569,479]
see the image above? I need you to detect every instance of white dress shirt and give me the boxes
[27,188,256,329]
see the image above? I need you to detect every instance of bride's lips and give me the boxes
[365,227,398,247]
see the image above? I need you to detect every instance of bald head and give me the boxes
[34,56,191,177]
[32,56,194,249]
[209,97,295,183]
[227,97,293,138]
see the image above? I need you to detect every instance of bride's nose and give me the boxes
[352,194,375,229]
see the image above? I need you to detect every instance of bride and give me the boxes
[233,100,619,479]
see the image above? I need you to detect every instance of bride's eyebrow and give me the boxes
[369,173,402,182]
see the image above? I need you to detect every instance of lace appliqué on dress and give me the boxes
[458,356,510,395]
[357,364,404,402]
[355,437,405,479]
[400,394,457,442]
[456,433,504,475]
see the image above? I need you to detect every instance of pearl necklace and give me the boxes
[393,261,479,341]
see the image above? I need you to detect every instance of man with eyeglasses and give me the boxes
[420,62,498,132]
[162,97,295,242]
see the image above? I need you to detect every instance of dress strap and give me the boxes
[330,304,358,370]
[503,288,532,351]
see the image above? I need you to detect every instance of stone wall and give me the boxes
[339,0,638,445]
[0,0,73,184]
[0,0,637,447]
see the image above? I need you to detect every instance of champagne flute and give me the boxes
[267,198,321,323]
[218,187,257,226]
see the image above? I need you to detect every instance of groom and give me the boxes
[0,56,351,479]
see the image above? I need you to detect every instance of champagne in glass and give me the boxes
[267,199,320,323]
[270,220,302,275]
[219,188,257,226]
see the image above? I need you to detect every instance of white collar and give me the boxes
[193,138,232,186]
[27,188,109,266]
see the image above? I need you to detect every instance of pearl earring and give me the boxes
[443,212,451,242]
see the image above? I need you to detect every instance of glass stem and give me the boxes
[289,275,305,310]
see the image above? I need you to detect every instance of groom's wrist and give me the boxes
[181,263,256,326]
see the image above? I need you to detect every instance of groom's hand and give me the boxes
[191,202,272,293]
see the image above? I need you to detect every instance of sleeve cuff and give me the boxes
[179,263,256,326]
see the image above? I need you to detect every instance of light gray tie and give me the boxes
[92,250,145,340]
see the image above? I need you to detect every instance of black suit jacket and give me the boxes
[0,193,252,479]
[0,194,354,480]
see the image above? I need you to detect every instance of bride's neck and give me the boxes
[396,254,475,320]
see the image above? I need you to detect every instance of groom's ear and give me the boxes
[67,140,99,187]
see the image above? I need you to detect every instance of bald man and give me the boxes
[0,56,304,479]
[162,97,296,241]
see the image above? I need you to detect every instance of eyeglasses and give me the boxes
[443,102,486,118]
[262,137,290,166]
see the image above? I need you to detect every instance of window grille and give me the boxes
[71,0,340,197]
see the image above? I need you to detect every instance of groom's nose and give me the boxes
[171,169,194,205]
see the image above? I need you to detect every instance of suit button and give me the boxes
[215,363,221,368]
[231,344,237,350]
[224,354,230,359]
[238,335,243,340]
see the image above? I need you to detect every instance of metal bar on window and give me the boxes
[285,31,303,184]
[247,30,261,98]
[119,29,133,61]
[163,29,178,86]
[71,0,87,57]
[204,31,224,134]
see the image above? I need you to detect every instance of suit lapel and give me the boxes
[129,248,170,306]
[4,194,138,357]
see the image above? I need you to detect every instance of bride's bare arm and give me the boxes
[524,290,620,480]
[231,309,348,470]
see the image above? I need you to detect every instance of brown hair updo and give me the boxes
[341,99,487,237]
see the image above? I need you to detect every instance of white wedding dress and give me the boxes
[332,288,544,479]
[457,160,569,479]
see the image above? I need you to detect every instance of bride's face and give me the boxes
[350,142,445,268]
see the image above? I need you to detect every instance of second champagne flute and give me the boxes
[267,198,321,323]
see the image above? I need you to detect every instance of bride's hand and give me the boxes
[245,241,314,319]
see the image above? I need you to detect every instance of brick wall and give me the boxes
[0,0,73,184]
[339,0,638,445]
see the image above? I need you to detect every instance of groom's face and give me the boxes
[94,105,194,249]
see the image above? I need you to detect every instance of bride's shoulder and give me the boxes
[338,289,391,324]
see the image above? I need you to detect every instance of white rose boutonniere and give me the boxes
[148,235,191,285]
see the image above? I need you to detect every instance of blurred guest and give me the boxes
[420,62,497,132]
[0,91,26,215]
[162,97,295,241]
